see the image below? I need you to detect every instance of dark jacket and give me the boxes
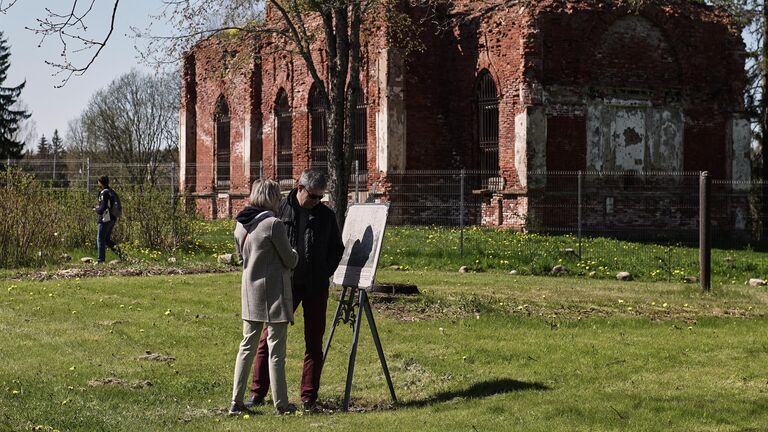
[95,188,117,224]
[278,189,344,290]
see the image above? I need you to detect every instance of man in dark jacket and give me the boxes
[248,168,344,411]
[93,175,123,263]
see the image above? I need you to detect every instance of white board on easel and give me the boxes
[332,203,389,289]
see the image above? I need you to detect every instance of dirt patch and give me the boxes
[88,377,152,389]
[373,298,764,322]
[137,351,176,363]
[12,265,234,282]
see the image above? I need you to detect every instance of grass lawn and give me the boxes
[2,270,768,431]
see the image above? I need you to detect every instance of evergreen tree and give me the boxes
[0,31,30,161]
[50,129,63,158]
[36,134,49,157]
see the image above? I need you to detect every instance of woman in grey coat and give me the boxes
[229,179,298,416]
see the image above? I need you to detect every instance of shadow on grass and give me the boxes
[401,378,550,408]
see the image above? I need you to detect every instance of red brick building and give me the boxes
[180,0,749,231]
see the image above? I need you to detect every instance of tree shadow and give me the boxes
[401,378,550,408]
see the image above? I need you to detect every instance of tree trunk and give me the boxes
[761,0,768,241]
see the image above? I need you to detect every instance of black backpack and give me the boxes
[110,190,123,218]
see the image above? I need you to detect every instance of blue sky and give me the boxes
[0,1,171,151]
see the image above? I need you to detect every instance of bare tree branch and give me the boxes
[24,0,120,87]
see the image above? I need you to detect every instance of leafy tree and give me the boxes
[0,31,30,161]
[36,134,49,157]
[67,70,179,186]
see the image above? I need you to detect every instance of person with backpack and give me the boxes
[93,175,124,263]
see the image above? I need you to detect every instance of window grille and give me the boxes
[275,90,293,186]
[308,84,328,169]
[350,89,368,174]
[215,95,230,190]
[477,70,499,183]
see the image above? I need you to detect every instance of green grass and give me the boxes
[7,222,768,286]
[2,270,768,431]
[379,226,768,284]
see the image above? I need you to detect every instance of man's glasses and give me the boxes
[302,187,324,200]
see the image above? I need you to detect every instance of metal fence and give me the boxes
[6,157,765,254]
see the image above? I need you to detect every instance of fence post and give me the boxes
[460,168,465,257]
[259,160,264,180]
[86,158,91,193]
[52,151,57,186]
[171,161,177,203]
[577,170,583,260]
[354,160,360,204]
[699,171,711,291]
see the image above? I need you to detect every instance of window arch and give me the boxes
[308,83,328,169]
[275,89,293,186]
[476,70,499,178]
[214,95,230,190]
[350,88,368,174]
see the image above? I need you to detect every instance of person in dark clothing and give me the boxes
[248,168,345,412]
[93,175,123,263]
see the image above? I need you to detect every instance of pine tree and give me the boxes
[51,129,62,158]
[0,31,30,161]
[36,134,49,157]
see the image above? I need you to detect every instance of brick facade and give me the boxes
[180,0,748,235]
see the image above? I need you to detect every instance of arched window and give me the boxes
[275,89,293,186]
[308,84,328,169]
[476,70,499,178]
[350,88,368,174]
[215,95,230,190]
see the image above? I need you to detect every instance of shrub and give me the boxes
[0,169,63,267]
[117,186,198,252]
[0,170,200,268]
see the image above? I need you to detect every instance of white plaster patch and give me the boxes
[514,111,527,187]
[611,109,645,171]
[731,117,751,190]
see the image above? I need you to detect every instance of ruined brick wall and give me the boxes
[402,2,527,189]
[184,34,260,218]
[527,0,746,178]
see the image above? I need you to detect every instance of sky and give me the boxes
[0,1,172,152]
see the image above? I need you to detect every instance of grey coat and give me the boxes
[234,211,299,323]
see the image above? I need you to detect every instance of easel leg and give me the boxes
[342,288,364,411]
[361,290,397,403]
[323,286,347,363]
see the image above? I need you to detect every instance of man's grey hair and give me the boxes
[298,168,328,191]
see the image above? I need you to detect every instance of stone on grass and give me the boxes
[550,265,567,275]
[616,271,632,281]
[748,278,766,287]
[509,270,518,275]
[109,259,121,265]
[588,271,596,278]
[684,276,698,284]
[217,253,234,265]
[167,257,177,263]
[459,266,468,273]
[81,257,94,264]
[388,265,401,271]
[59,253,72,262]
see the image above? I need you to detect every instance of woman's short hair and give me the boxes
[249,179,282,211]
